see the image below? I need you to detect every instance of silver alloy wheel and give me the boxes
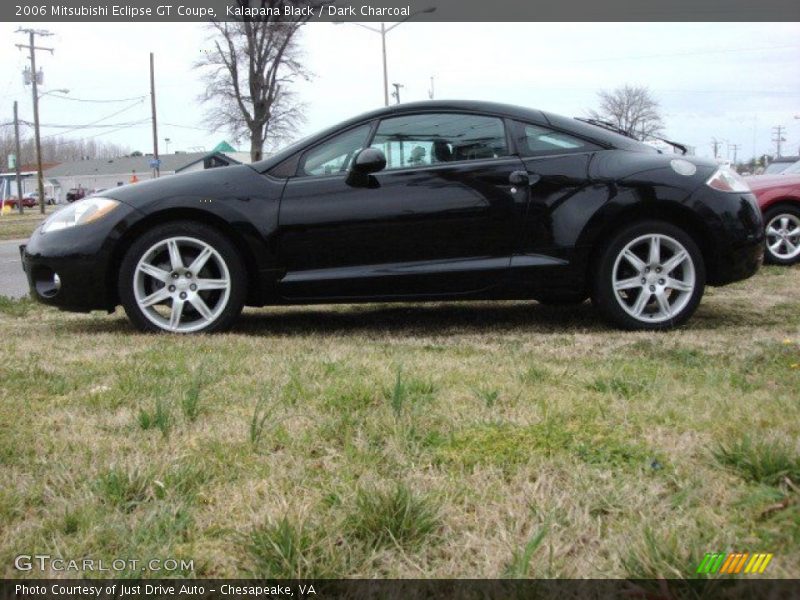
[133,236,231,333]
[765,213,800,260]
[611,233,696,323]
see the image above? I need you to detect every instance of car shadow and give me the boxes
[58,301,601,336]
[232,301,604,337]
[58,299,754,337]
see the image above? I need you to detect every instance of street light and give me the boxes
[38,88,69,100]
[336,7,436,107]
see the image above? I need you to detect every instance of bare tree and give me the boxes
[0,124,129,164]
[588,84,664,139]
[196,1,314,161]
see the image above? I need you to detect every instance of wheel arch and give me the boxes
[761,197,800,215]
[107,207,266,307]
[580,200,718,284]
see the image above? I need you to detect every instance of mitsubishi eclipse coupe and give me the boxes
[20,101,764,333]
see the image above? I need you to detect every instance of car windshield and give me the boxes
[763,162,790,174]
[782,161,800,175]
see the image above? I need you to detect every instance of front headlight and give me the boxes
[41,197,120,233]
[705,167,750,193]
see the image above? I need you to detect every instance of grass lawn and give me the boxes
[1,266,799,579]
[0,206,57,241]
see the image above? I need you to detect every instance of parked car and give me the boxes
[746,174,800,265]
[27,191,55,205]
[2,195,37,209]
[66,188,86,203]
[20,101,764,333]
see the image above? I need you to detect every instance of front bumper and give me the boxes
[20,203,139,312]
[689,188,764,286]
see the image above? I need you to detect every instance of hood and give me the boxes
[744,174,800,192]
[101,165,261,208]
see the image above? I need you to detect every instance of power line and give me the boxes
[563,44,800,64]
[33,119,148,129]
[161,121,213,131]
[44,93,148,104]
[40,99,145,138]
[47,120,150,146]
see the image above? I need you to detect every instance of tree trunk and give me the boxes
[250,126,264,162]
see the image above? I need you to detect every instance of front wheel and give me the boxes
[763,204,800,265]
[592,221,705,330]
[119,221,246,333]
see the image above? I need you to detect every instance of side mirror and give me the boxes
[351,147,387,174]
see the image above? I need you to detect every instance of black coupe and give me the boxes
[21,101,764,333]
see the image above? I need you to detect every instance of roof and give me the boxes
[19,162,60,172]
[770,155,800,163]
[212,141,237,152]
[45,153,209,178]
[0,170,38,177]
[250,99,655,173]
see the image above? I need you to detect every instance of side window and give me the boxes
[300,124,371,176]
[515,122,601,157]
[371,113,508,170]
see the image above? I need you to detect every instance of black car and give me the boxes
[20,101,763,333]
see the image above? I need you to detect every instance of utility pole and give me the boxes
[428,76,435,100]
[380,23,389,107]
[150,52,160,178]
[16,28,53,215]
[711,137,722,159]
[728,143,741,165]
[13,102,24,215]
[391,82,404,105]
[335,8,436,108]
[771,125,786,157]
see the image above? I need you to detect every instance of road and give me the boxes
[0,239,29,299]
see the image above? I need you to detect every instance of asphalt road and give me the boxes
[0,239,29,299]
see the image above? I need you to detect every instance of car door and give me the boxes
[276,112,529,299]
[507,120,604,273]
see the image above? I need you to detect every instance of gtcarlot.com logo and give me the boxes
[695,552,773,575]
[14,554,194,573]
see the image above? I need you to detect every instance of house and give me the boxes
[43,145,251,203]
[0,163,60,201]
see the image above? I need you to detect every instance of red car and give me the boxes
[747,174,800,265]
[2,196,37,209]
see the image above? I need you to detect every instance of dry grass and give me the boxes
[0,206,57,241]
[1,266,799,579]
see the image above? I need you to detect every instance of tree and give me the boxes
[0,124,129,164]
[196,1,314,162]
[588,84,664,139]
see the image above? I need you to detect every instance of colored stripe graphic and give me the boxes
[733,553,749,573]
[697,552,773,575]
[719,553,737,573]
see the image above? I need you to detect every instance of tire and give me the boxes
[591,220,705,331]
[118,221,246,333]
[763,204,800,266]
[534,292,588,306]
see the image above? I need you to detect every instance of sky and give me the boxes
[1,22,799,162]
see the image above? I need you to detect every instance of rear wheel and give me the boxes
[763,204,800,265]
[119,221,246,333]
[592,220,705,330]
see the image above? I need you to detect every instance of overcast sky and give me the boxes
[1,22,799,161]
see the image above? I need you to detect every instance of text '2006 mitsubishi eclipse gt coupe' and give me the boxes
[20,101,764,333]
